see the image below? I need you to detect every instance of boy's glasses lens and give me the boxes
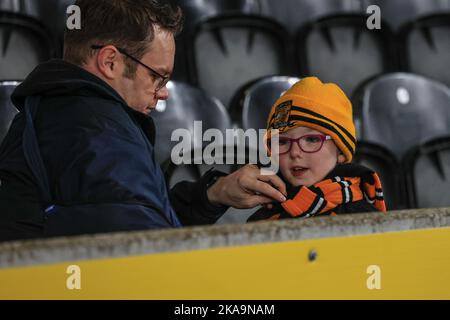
[277,138,292,154]
[300,135,324,152]
[270,135,327,154]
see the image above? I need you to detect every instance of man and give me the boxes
[0,0,286,241]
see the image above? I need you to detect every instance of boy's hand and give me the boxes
[207,164,287,209]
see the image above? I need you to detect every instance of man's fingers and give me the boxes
[244,195,274,208]
[258,174,287,197]
[215,164,288,209]
[245,179,287,203]
[263,203,274,210]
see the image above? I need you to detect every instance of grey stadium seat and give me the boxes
[400,13,450,88]
[229,76,301,130]
[151,81,232,165]
[173,0,263,81]
[354,73,450,160]
[176,0,262,32]
[259,0,364,35]
[188,15,291,108]
[353,142,405,210]
[1,0,76,51]
[0,11,56,79]
[0,81,20,146]
[404,137,450,209]
[362,0,450,30]
[296,14,397,97]
[0,0,40,17]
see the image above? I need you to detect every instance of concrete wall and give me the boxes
[1,207,450,269]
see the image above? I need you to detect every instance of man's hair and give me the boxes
[64,0,183,78]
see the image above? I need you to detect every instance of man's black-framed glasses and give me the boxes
[91,44,170,91]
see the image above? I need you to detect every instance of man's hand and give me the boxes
[207,164,287,209]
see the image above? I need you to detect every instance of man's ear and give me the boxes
[96,45,122,80]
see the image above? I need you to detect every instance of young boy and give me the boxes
[248,77,386,221]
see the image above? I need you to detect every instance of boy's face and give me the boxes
[277,126,346,187]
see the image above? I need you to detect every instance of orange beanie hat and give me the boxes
[266,77,356,162]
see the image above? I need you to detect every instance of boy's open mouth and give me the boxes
[291,167,308,177]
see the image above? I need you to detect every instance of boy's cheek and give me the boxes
[286,173,306,188]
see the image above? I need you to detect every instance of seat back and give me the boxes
[362,0,450,30]
[0,13,56,79]
[174,0,262,81]
[260,0,363,34]
[296,14,396,97]
[400,14,450,88]
[0,81,20,146]
[230,76,300,130]
[404,137,450,208]
[189,15,291,108]
[356,73,450,160]
[151,81,232,164]
[353,142,404,210]
[1,0,76,47]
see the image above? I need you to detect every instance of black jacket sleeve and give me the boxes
[139,114,229,226]
[169,170,229,226]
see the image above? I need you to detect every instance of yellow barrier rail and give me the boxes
[1,208,450,299]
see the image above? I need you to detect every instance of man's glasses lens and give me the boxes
[156,77,169,91]
[91,45,169,91]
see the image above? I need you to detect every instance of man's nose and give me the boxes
[155,86,169,101]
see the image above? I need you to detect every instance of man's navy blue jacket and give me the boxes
[0,60,227,241]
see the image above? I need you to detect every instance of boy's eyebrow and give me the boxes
[293,129,320,136]
[303,128,324,135]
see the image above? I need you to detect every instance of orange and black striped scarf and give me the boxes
[248,164,386,221]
